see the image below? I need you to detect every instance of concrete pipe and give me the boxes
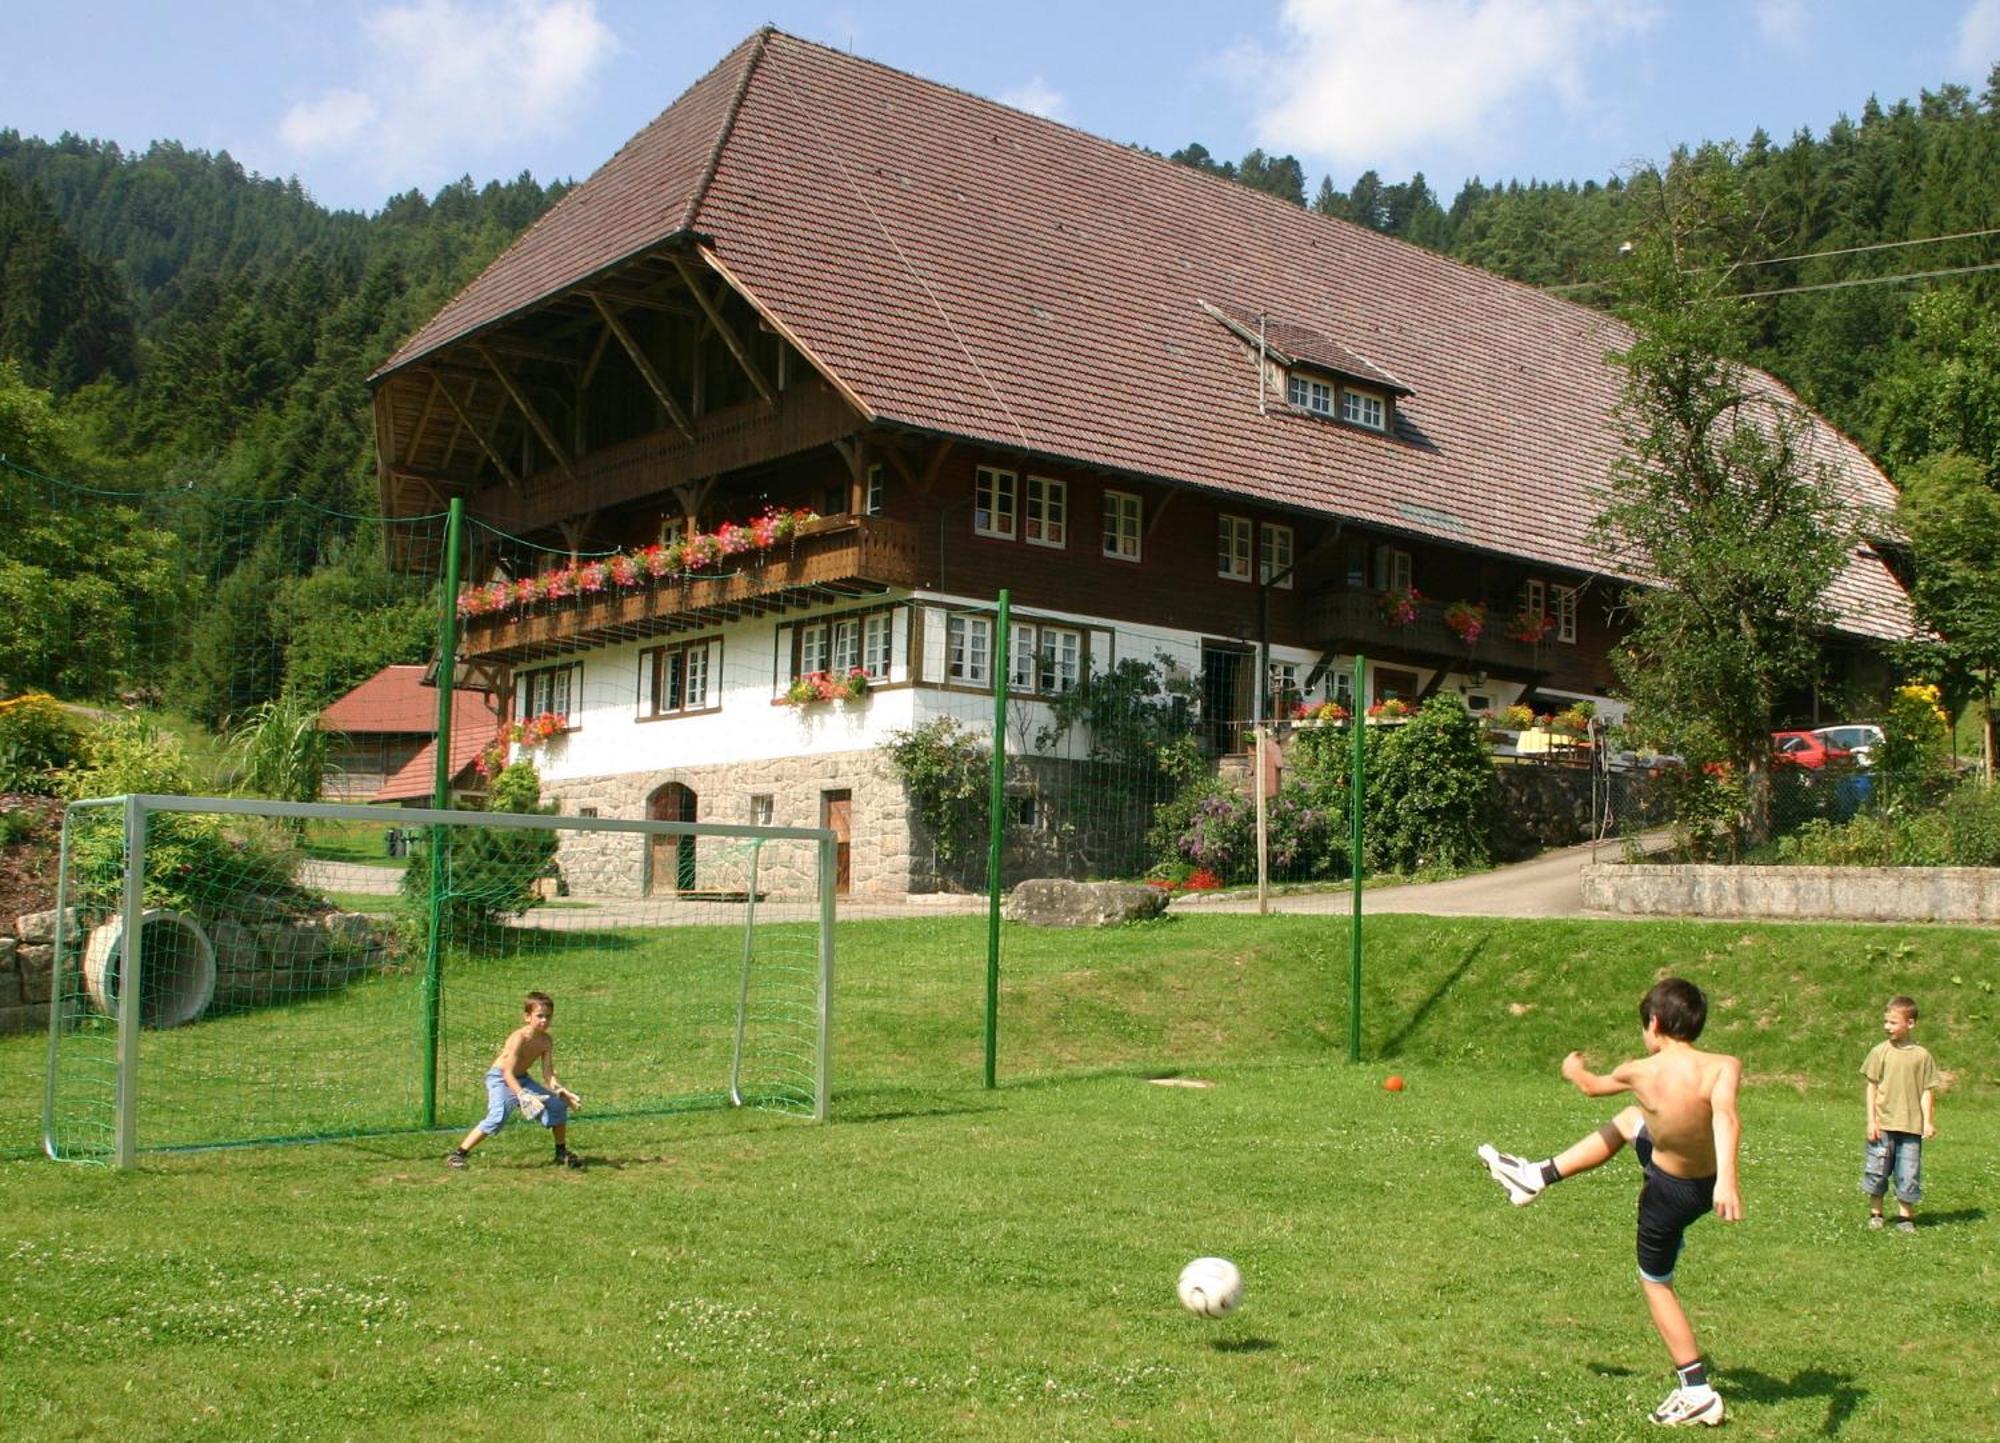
[82,909,217,1028]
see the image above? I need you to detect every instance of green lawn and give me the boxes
[2,914,1995,1441]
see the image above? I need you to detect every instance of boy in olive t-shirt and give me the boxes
[1861,994,1942,1233]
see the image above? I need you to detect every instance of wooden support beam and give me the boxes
[670,478,717,537]
[832,435,869,514]
[429,372,518,489]
[1146,487,1179,538]
[587,292,698,443]
[884,437,955,494]
[581,323,613,390]
[671,255,776,405]
[409,377,442,467]
[478,343,576,485]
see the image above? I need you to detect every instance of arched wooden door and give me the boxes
[647,782,697,895]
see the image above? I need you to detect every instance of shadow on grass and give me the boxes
[1908,1206,1984,1228]
[837,1103,1004,1125]
[1379,934,1489,1059]
[1726,1367,1867,1436]
[1211,1337,1277,1353]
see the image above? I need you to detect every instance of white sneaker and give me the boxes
[1649,1386,1725,1427]
[1477,1143,1546,1206]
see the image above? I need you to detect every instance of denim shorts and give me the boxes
[1861,1131,1923,1204]
[476,1066,567,1135]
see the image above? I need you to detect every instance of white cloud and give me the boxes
[1245,0,1659,170]
[999,76,1069,121]
[279,0,617,183]
[280,89,379,154]
[1752,0,1807,49]
[1955,0,2000,76]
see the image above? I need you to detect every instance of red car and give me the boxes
[1771,730,1854,770]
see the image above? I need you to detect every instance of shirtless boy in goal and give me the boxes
[447,990,584,1169]
[1478,977,1743,1428]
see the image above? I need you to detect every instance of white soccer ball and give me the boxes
[1177,1256,1243,1318]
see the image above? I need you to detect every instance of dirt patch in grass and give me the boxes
[0,794,63,926]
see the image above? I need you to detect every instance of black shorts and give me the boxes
[1634,1127,1716,1284]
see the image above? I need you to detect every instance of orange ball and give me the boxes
[1383,1075,1406,1092]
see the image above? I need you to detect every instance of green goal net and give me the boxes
[42,795,833,1165]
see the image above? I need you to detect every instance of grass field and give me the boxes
[2,913,1995,1441]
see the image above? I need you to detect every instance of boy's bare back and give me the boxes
[1619,1045,1740,1178]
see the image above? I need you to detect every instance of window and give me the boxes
[1024,476,1067,548]
[516,664,577,725]
[830,617,862,675]
[1522,578,1547,624]
[1334,670,1354,709]
[1374,546,1413,594]
[749,794,774,827]
[1341,388,1386,430]
[1260,523,1294,588]
[1553,584,1578,644]
[1218,514,1253,581]
[975,467,1017,538]
[947,613,992,685]
[1340,538,1369,589]
[1103,490,1142,561]
[863,612,894,679]
[864,464,884,516]
[1268,662,1301,716]
[1466,693,1493,713]
[1010,622,1082,695]
[1374,667,1421,704]
[799,619,830,677]
[795,608,894,682]
[641,639,719,718]
[1287,373,1334,416]
[577,806,599,819]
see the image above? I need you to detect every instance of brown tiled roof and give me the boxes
[368,687,506,804]
[1208,303,1411,395]
[319,664,500,736]
[373,27,1910,640]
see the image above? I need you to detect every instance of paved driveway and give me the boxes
[1169,836,1644,920]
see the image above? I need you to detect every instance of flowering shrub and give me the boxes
[1503,608,1553,643]
[1376,586,1421,626]
[1184,867,1223,891]
[1443,600,1486,645]
[1497,703,1537,730]
[785,667,871,706]
[1366,697,1411,720]
[457,508,817,618]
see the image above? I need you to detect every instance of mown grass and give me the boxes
[1,913,1995,1441]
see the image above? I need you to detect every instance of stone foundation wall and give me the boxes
[545,749,918,898]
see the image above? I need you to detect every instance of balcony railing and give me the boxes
[1303,589,1548,675]
[456,515,927,663]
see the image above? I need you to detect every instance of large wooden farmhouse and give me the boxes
[368,27,1911,896]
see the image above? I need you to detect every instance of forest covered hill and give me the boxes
[3,70,1999,724]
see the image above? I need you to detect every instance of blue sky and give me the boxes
[6,2,1998,216]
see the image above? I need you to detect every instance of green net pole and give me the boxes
[985,588,1010,1090]
[1349,654,1366,1065]
[422,497,465,1128]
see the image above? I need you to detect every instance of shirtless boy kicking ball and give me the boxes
[447,990,583,1169]
[1478,977,1743,1428]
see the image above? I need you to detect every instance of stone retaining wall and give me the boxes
[1,904,394,1035]
[1582,863,2000,924]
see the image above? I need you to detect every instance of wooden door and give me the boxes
[821,789,852,895]
[648,783,698,894]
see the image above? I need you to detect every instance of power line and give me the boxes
[1732,225,2000,270]
[1731,259,2000,299]
[1542,226,2000,296]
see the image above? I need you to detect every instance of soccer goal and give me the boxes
[42,795,836,1166]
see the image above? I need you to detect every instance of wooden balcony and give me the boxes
[456,515,928,664]
[1303,589,1548,676]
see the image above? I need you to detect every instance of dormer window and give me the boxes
[1341,388,1386,431]
[1286,374,1334,417]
